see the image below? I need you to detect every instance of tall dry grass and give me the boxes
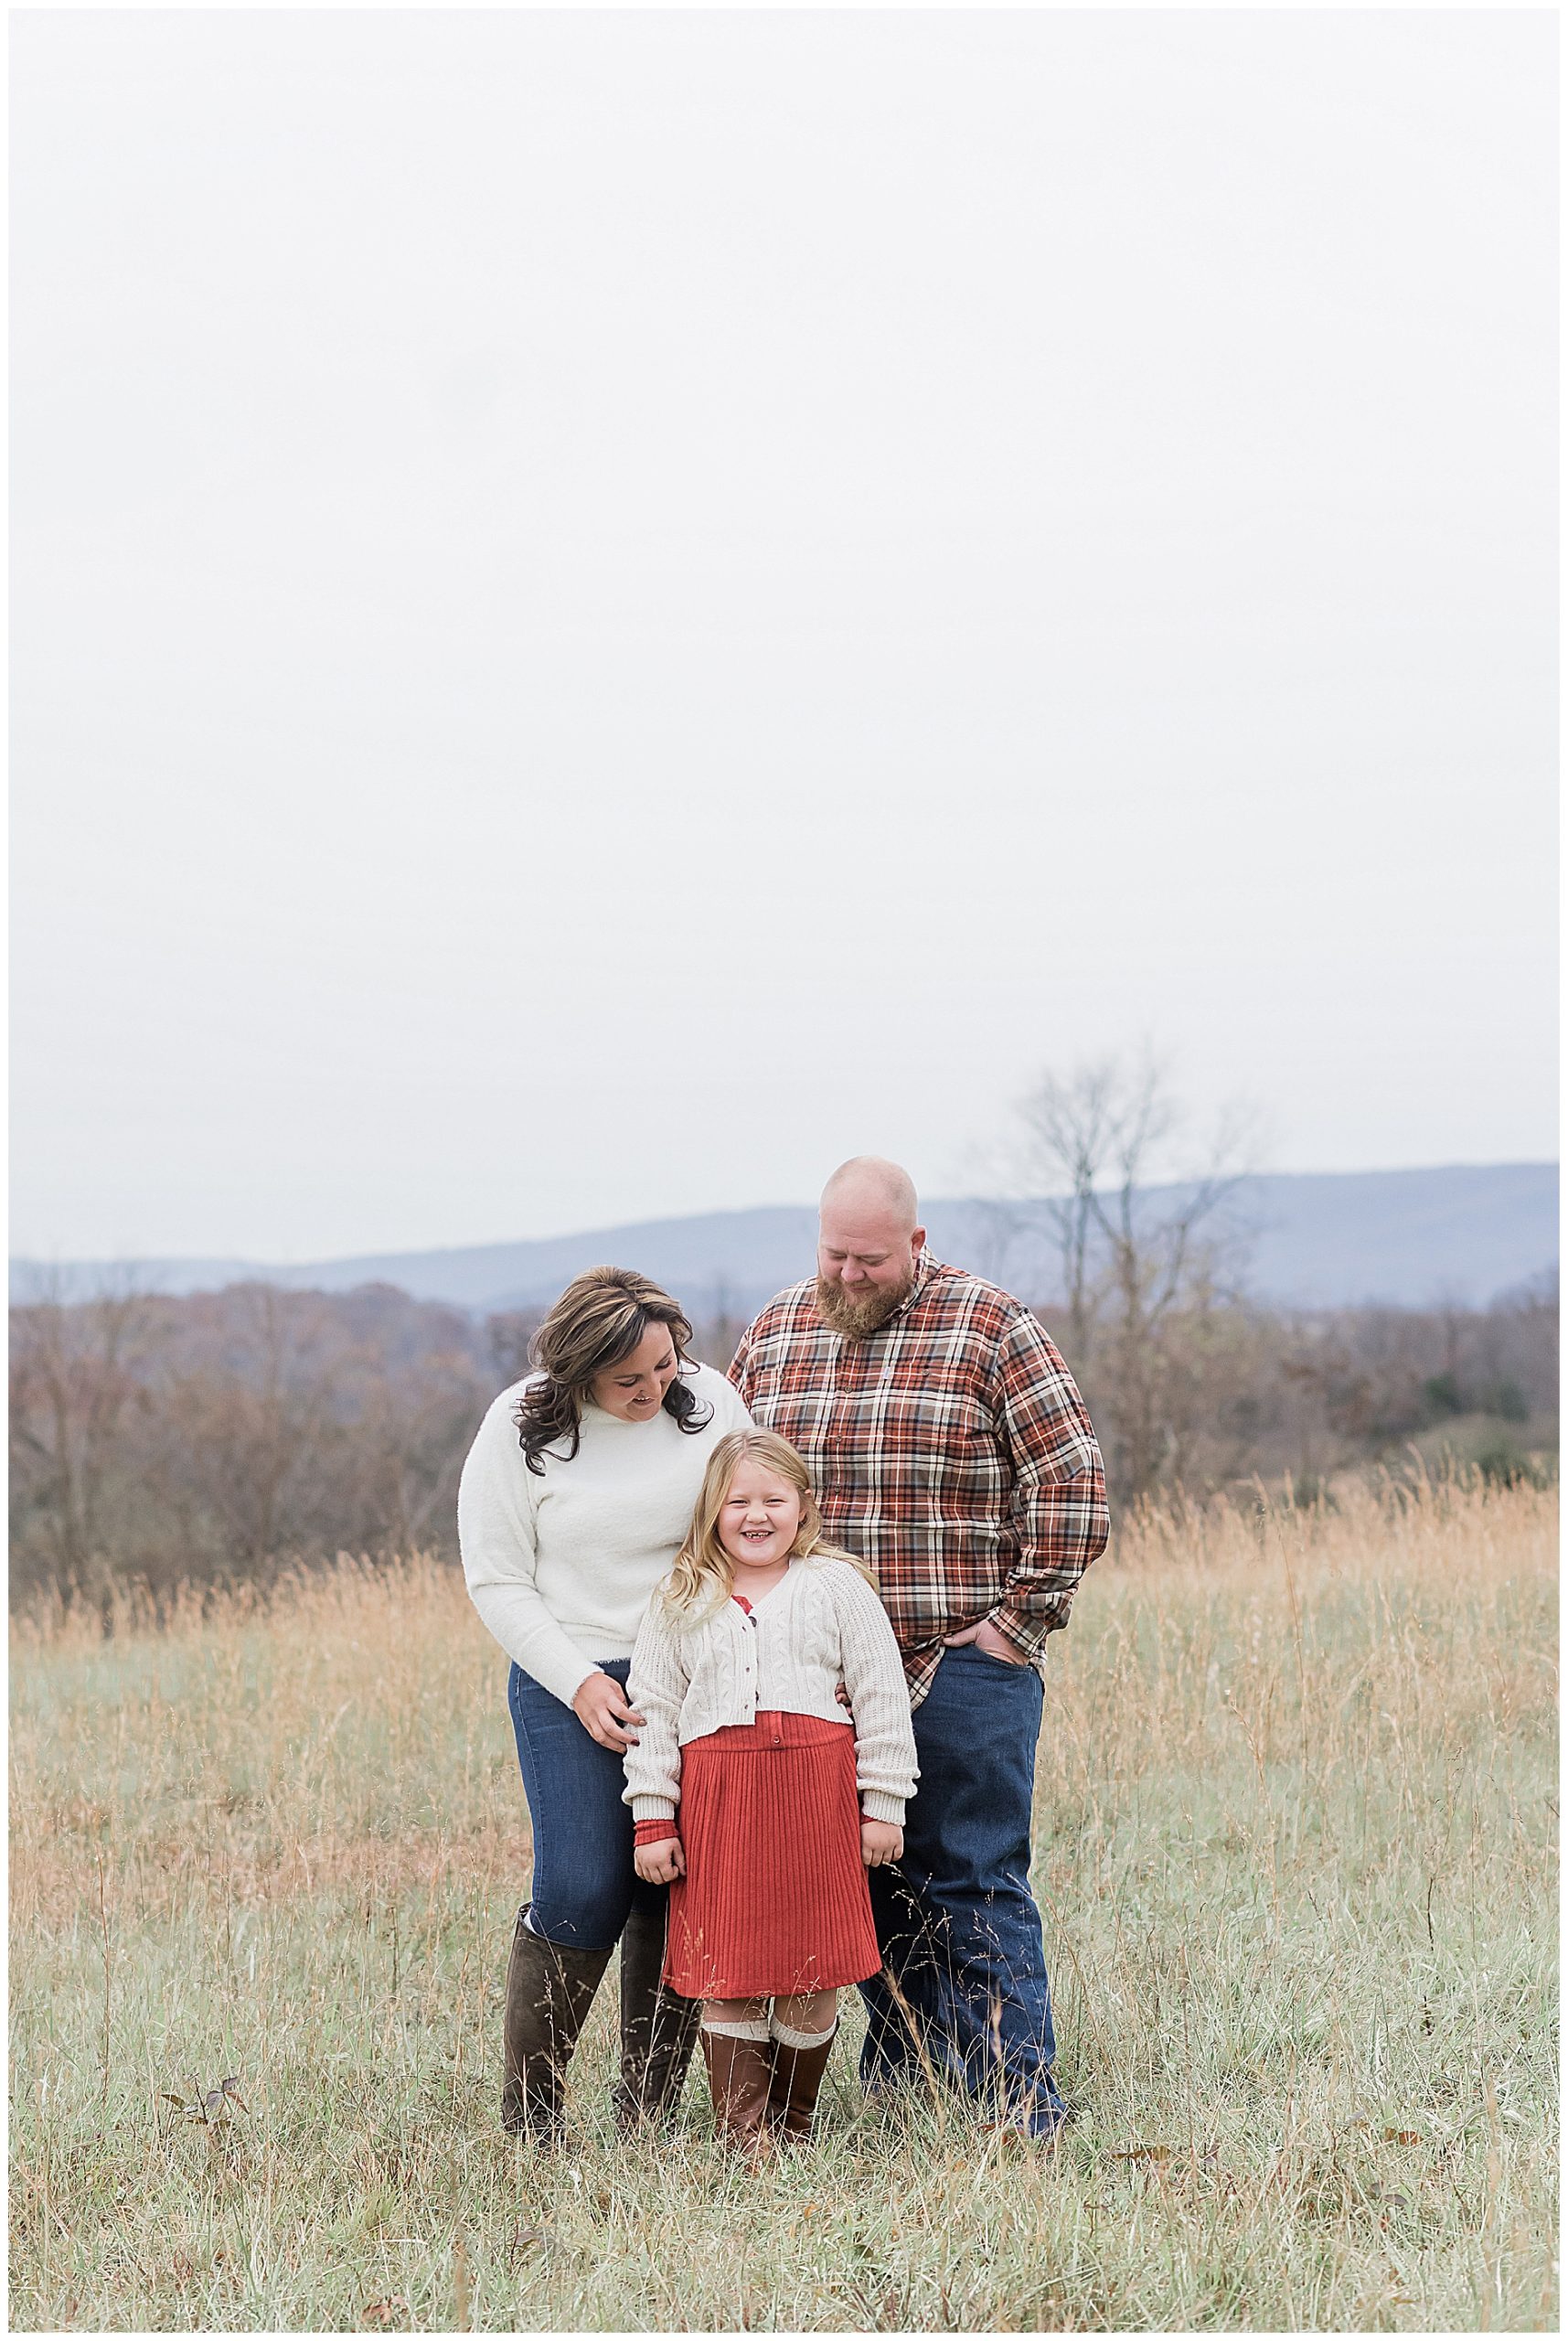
[9,1474,1558,2330]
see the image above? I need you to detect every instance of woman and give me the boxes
[458,1265,752,2139]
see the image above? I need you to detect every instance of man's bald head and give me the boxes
[816,1158,926,1338]
[820,1155,921,1234]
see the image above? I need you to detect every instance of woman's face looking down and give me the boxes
[590,1323,680,1422]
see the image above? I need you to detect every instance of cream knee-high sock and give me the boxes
[701,2015,771,2042]
[770,2015,837,2051]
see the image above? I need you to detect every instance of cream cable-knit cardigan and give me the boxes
[623,1555,919,1829]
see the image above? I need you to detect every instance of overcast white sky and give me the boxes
[11,9,1557,1264]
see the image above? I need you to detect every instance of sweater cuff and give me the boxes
[860,1790,906,1826]
[632,1795,677,1826]
[634,1817,681,1846]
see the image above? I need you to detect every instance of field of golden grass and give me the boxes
[9,1473,1559,2331]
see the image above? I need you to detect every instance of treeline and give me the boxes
[9,1283,491,1609]
[1065,1278,1558,1502]
[9,1272,1558,1610]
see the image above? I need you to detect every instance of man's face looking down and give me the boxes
[815,1189,925,1338]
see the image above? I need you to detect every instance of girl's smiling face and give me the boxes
[718,1461,804,1577]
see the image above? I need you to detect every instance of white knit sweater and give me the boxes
[622,1555,919,1829]
[457,1363,753,1706]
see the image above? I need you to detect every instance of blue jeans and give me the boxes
[507,1659,668,1951]
[859,1641,1064,2133]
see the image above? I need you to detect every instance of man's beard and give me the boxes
[814,1269,916,1340]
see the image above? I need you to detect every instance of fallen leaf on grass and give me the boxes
[1382,2129,1423,2145]
[1114,2144,1172,2162]
[361,2298,409,2326]
[160,2078,247,2124]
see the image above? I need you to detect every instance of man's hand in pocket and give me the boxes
[944,1618,1029,1663]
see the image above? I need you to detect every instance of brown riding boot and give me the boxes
[500,1907,613,2139]
[766,2022,838,2142]
[613,1901,703,2131]
[699,2024,776,2156]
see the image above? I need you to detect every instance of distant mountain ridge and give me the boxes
[11,1163,1558,1317]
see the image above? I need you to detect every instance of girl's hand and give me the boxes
[571,1672,646,1750]
[634,1837,685,1885]
[861,1819,903,1868]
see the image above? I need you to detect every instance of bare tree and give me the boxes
[1003,1053,1259,1500]
[485,1309,545,1384]
[9,1275,164,1587]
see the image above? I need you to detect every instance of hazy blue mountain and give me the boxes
[12,1163,1557,1317]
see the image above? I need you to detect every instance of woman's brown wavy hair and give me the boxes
[514,1266,710,1475]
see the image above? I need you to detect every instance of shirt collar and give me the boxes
[895,1245,941,1320]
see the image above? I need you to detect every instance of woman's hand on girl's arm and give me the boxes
[633,1836,686,1885]
[860,1818,903,1867]
[571,1671,646,1750]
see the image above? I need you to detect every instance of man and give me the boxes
[729,1156,1109,2136]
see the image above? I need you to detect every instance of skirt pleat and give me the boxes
[664,1712,882,1999]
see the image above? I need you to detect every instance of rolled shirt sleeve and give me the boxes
[987,1312,1110,1660]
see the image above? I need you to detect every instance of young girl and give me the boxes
[624,1428,917,2151]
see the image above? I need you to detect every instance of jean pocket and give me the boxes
[955,1643,1032,1676]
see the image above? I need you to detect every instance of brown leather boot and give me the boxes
[500,1908,613,2139]
[699,2025,776,2156]
[766,2023,838,2142]
[613,1901,702,2131]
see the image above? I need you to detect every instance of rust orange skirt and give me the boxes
[664,1711,882,1999]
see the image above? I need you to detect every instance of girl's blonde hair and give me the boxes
[662,1429,877,1621]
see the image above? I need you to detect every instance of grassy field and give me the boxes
[9,1473,1558,2332]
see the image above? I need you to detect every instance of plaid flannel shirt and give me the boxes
[728,1252,1109,1708]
